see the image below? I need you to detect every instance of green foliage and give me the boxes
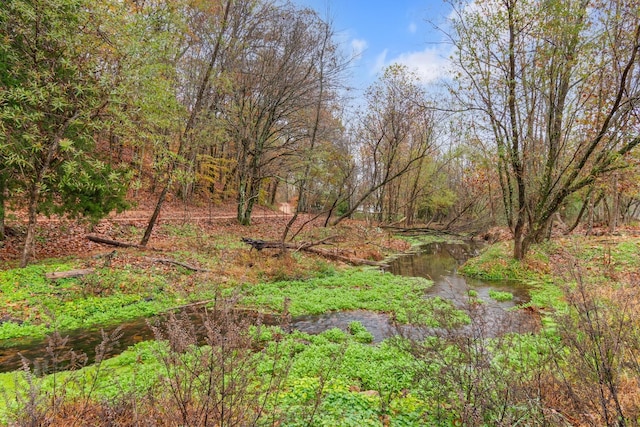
[488,290,513,302]
[459,242,541,281]
[0,0,130,233]
[51,160,131,222]
[348,321,374,343]
[0,264,174,340]
[239,268,432,318]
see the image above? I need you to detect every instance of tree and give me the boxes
[450,0,640,259]
[330,64,435,225]
[220,4,342,225]
[137,0,240,246]
[281,12,349,243]
[0,0,130,266]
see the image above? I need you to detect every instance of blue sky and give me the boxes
[293,0,454,91]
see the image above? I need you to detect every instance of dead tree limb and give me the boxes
[87,235,158,250]
[241,237,290,251]
[241,236,381,267]
[148,258,211,272]
[241,236,337,252]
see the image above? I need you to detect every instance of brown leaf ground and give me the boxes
[0,197,410,269]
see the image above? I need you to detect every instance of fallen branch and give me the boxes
[148,257,210,272]
[241,235,337,252]
[241,237,290,251]
[241,236,381,267]
[86,235,160,251]
[46,268,95,280]
[302,247,383,267]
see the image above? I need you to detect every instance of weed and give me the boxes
[2,327,122,425]
[394,296,550,426]
[545,258,640,426]
[348,321,374,343]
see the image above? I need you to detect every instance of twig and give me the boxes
[148,258,211,272]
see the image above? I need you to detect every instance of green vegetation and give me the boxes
[1,235,640,424]
[239,269,431,320]
[0,263,172,340]
[0,259,433,341]
[459,242,547,282]
[488,290,513,302]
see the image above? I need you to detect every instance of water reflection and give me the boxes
[387,241,530,308]
[386,240,536,338]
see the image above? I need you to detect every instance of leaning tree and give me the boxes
[450,0,640,259]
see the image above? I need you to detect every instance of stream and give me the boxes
[0,241,536,373]
[294,241,536,342]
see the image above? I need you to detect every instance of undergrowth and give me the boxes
[237,268,432,321]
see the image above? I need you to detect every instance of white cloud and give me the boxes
[350,38,368,59]
[408,22,417,34]
[394,47,451,82]
[370,46,452,83]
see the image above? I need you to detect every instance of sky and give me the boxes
[293,0,455,93]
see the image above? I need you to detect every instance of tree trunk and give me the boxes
[0,173,6,241]
[609,173,619,233]
[269,179,279,206]
[566,187,594,234]
[21,184,40,267]
[237,177,259,226]
[140,180,171,247]
[513,229,525,261]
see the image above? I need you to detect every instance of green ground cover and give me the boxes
[2,232,639,425]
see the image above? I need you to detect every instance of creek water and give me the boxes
[0,240,536,373]
[293,241,536,343]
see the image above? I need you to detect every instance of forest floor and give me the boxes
[2,196,640,425]
[0,195,412,273]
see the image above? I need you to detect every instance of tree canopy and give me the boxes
[1,0,639,264]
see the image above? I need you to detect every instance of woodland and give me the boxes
[1,0,640,425]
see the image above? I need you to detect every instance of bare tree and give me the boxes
[449,0,640,259]
[329,64,435,226]
[220,4,342,225]
[280,12,350,243]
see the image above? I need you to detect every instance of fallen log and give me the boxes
[46,268,95,280]
[241,235,337,252]
[86,235,155,250]
[302,247,383,267]
[241,237,382,267]
[241,237,290,251]
[148,257,211,272]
